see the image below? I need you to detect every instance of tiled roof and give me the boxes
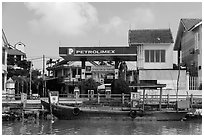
[174,18,202,50]
[129,29,174,44]
[7,48,25,55]
[181,18,202,31]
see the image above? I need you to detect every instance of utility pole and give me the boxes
[42,55,45,97]
[29,61,32,96]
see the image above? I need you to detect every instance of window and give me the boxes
[155,50,160,62]
[145,50,165,63]
[150,50,154,62]
[161,50,165,62]
[145,50,149,62]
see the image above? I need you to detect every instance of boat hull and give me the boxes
[41,100,187,121]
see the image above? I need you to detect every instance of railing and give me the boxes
[2,93,202,108]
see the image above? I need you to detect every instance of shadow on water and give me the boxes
[2,119,202,135]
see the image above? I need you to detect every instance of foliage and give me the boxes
[111,78,130,94]
[78,78,99,94]
[7,59,31,78]
[7,57,42,95]
[119,61,127,80]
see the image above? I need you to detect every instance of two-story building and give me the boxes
[46,60,116,94]
[7,42,26,69]
[129,29,187,90]
[2,29,8,94]
[174,18,202,90]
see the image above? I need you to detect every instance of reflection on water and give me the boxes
[2,119,202,135]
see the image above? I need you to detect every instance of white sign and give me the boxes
[21,93,27,103]
[49,91,59,104]
[68,48,74,55]
[115,69,119,79]
[131,92,140,100]
[75,50,115,54]
[81,69,85,79]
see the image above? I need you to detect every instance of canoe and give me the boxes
[41,100,187,121]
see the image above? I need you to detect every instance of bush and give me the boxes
[78,78,99,94]
[111,79,130,94]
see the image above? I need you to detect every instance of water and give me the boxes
[2,119,202,135]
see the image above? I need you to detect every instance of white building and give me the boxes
[129,29,187,90]
[2,29,8,94]
[174,19,202,90]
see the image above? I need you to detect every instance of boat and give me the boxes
[184,109,202,121]
[41,100,187,121]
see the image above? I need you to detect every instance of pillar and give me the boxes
[159,87,162,111]
[186,71,189,90]
[81,60,86,94]
[115,60,119,79]
[81,60,86,80]
[142,88,145,110]
[122,93,125,104]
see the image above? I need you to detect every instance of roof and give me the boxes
[174,18,202,50]
[181,18,202,31]
[129,29,174,44]
[7,48,26,56]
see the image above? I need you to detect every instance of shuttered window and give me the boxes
[145,50,165,63]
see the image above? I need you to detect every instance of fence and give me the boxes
[2,92,202,109]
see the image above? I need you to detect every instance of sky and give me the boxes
[2,2,202,71]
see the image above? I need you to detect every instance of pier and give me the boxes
[2,90,202,122]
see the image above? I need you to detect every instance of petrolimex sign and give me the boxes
[68,48,115,56]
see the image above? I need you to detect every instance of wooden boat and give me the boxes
[184,109,202,121]
[41,100,187,121]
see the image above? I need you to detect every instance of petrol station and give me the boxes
[58,46,137,95]
[59,46,137,81]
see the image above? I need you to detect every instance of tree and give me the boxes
[7,59,31,78]
[111,78,130,94]
[78,78,99,94]
[119,61,127,81]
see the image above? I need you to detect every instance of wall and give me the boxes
[197,25,202,86]
[181,24,202,88]
[139,69,187,90]
[2,40,7,93]
[181,30,197,68]
[138,43,174,69]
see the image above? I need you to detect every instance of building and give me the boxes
[129,29,187,90]
[7,42,26,69]
[46,60,115,94]
[174,19,202,90]
[2,29,8,94]
[48,28,190,94]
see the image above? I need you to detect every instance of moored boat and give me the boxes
[41,100,187,121]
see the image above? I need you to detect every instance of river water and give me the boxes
[2,119,202,135]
